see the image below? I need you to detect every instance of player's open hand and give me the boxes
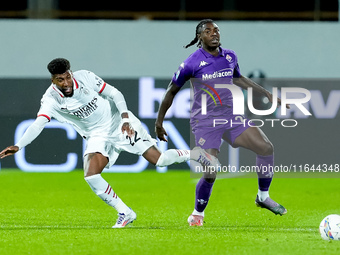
[0,145,19,159]
[121,122,135,138]
[155,125,168,142]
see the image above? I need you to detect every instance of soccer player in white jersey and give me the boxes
[0,58,201,228]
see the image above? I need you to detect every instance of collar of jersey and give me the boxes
[199,47,224,58]
[52,78,79,98]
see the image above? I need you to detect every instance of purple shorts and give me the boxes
[191,114,250,151]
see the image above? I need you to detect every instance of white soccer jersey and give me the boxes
[37,70,121,139]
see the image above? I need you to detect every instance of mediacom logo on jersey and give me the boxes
[201,69,233,81]
[200,84,312,128]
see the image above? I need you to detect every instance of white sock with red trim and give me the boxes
[85,174,130,214]
[156,149,190,167]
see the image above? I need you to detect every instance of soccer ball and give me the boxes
[319,214,340,241]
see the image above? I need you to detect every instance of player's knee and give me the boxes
[83,153,108,177]
[203,172,216,183]
[260,141,274,156]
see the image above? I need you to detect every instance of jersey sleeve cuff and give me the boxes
[37,114,51,122]
[99,82,107,94]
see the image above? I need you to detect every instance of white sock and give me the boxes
[156,149,190,167]
[192,209,204,217]
[257,189,269,202]
[85,174,130,214]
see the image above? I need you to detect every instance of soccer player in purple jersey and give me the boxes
[155,19,287,226]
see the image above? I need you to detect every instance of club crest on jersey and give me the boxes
[80,87,89,95]
[198,137,206,146]
[226,54,232,62]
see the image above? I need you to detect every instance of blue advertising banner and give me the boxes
[1,77,339,174]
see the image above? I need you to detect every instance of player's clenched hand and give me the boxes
[155,125,168,142]
[0,145,19,159]
[121,122,135,138]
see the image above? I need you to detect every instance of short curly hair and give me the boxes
[47,58,71,75]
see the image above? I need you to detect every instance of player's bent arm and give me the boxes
[234,75,270,97]
[100,84,128,116]
[234,75,289,108]
[100,84,135,137]
[155,81,181,141]
[15,116,49,150]
[156,81,181,127]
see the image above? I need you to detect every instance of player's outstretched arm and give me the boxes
[0,116,49,159]
[155,81,181,142]
[0,145,19,159]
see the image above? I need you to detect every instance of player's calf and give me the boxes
[155,149,190,167]
[191,147,220,168]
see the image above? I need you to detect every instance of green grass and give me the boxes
[0,169,340,255]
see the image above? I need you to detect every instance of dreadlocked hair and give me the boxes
[184,19,214,49]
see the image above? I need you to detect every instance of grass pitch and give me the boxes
[0,169,340,255]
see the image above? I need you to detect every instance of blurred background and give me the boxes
[0,0,339,173]
[0,0,339,21]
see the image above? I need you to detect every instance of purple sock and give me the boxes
[256,154,274,191]
[195,178,214,212]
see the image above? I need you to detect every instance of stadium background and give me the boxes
[0,1,340,172]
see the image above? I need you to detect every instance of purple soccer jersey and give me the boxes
[172,47,241,116]
[172,47,249,149]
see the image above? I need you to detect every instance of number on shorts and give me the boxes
[126,131,141,146]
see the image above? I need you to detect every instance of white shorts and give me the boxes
[83,112,157,168]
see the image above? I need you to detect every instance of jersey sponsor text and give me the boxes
[70,97,98,119]
[202,70,233,81]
